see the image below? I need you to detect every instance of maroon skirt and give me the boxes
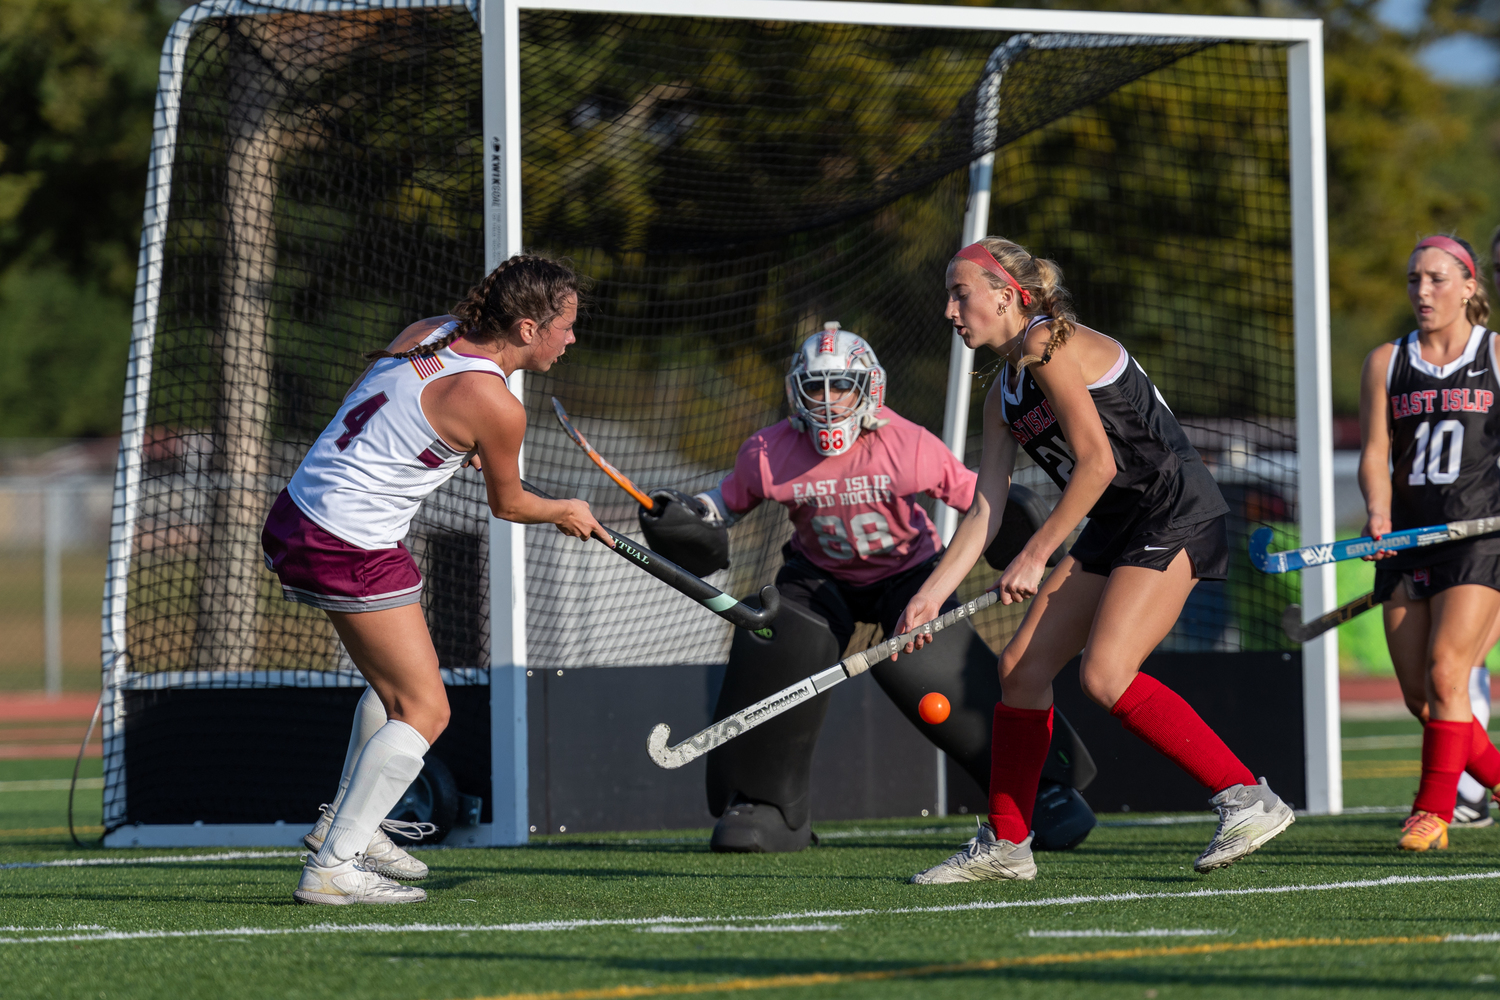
[261,490,422,613]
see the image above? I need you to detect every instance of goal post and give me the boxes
[102,0,1335,849]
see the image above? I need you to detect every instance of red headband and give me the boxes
[954,243,1032,307]
[1414,236,1476,279]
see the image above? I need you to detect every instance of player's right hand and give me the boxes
[556,498,614,547]
[891,596,943,660]
[1362,511,1394,560]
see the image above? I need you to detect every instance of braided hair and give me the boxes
[366,253,583,361]
[968,237,1077,371]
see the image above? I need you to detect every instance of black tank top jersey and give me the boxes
[1385,325,1500,565]
[997,322,1227,528]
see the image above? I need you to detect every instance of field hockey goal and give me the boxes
[101,0,1335,847]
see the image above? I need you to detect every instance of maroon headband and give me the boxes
[1414,235,1476,279]
[954,243,1032,307]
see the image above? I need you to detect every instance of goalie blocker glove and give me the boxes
[638,489,731,578]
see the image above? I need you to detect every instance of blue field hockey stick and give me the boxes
[521,480,778,633]
[1249,516,1500,575]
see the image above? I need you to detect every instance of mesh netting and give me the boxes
[107,3,1298,828]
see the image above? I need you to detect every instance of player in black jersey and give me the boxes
[899,237,1293,884]
[1359,234,1500,850]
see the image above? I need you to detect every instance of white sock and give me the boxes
[1458,666,1492,802]
[315,720,429,865]
[329,687,388,813]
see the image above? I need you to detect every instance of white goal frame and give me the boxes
[105,0,1335,847]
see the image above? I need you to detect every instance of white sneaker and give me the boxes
[909,822,1037,884]
[293,853,427,905]
[1194,777,1294,873]
[303,804,435,881]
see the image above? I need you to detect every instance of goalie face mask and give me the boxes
[785,322,887,457]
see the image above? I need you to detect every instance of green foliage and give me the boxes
[0,0,177,436]
[5,0,1500,439]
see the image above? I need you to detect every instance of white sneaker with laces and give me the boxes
[303,804,435,880]
[909,822,1037,884]
[293,853,427,905]
[1193,777,1294,873]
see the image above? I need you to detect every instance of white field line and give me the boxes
[0,850,302,871]
[2,870,1499,946]
[636,923,842,934]
[1026,928,1231,938]
[0,779,104,793]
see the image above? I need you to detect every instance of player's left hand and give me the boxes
[997,547,1047,604]
[891,595,944,660]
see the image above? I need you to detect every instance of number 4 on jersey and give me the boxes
[335,393,389,451]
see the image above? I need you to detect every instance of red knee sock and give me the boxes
[1110,673,1256,793]
[988,702,1053,843]
[1414,719,1471,820]
[1466,719,1500,790]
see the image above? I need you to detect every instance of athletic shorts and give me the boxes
[1071,510,1229,581]
[261,489,423,613]
[1373,545,1500,603]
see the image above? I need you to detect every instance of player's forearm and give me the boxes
[1030,452,1112,556]
[1357,456,1392,524]
[489,489,573,527]
[914,495,995,606]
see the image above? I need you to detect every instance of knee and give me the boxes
[1078,654,1135,711]
[1079,668,1127,711]
[389,690,450,744]
[1402,692,1430,723]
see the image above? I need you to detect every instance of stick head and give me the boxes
[1248,526,1277,573]
[647,723,691,769]
[552,396,586,446]
[1280,603,1306,643]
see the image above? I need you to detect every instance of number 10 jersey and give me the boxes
[1386,324,1500,563]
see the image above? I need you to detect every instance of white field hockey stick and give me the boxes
[646,590,1000,769]
[1249,517,1500,574]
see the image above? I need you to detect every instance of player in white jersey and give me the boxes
[262,254,609,904]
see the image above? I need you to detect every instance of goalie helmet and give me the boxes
[785,322,887,457]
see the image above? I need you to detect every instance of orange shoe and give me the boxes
[1399,811,1450,851]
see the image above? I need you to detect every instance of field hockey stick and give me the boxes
[647,590,1000,769]
[1281,591,1378,643]
[521,480,778,633]
[1249,516,1500,574]
[552,397,657,513]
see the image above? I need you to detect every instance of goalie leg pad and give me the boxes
[638,489,730,578]
[705,589,850,831]
[868,618,1097,792]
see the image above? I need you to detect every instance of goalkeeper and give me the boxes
[639,323,1099,853]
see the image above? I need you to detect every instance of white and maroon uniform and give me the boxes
[264,322,503,612]
[719,408,975,587]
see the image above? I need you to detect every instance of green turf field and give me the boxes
[3,718,1499,1000]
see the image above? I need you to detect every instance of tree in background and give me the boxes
[0,0,177,437]
[0,0,1496,437]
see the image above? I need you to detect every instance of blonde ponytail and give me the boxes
[970,237,1076,369]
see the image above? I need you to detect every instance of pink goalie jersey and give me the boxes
[719,407,977,586]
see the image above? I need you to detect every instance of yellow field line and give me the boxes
[452,935,1453,1000]
[1343,761,1421,779]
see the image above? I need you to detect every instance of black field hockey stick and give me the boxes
[1249,516,1500,574]
[521,480,778,633]
[1280,591,1379,643]
[647,589,1001,769]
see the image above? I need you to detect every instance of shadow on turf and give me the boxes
[365,953,1492,991]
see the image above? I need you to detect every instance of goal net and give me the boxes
[102,0,1315,839]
